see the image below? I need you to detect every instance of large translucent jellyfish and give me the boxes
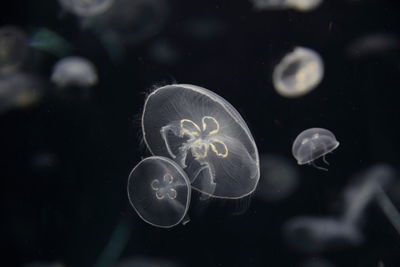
[250,0,322,12]
[0,72,42,113]
[292,128,339,170]
[142,84,260,199]
[273,47,324,98]
[0,26,28,75]
[58,0,114,17]
[51,56,98,88]
[127,156,191,228]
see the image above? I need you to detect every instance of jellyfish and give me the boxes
[273,47,324,98]
[0,26,28,75]
[284,216,363,253]
[250,0,322,12]
[51,56,98,88]
[141,84,260,199]
[127,156,191,228]
[0,72,42,113]
[58,0,115,17]
[256,154,299,202]
[292,128,339,170]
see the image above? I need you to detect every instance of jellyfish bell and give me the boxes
[250,0,322,12]
[292,127,339,170]
[51,56,98,88]
[0,25,28,75]
[283,216,363,253]
[127,156,191,228]
[58,0,115,17]
[273,47,324,98]
[141,84,260,199]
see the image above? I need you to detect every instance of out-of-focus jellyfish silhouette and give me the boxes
[292,128,339,171]
[250,0,322,12]
[142,84,260,199]
[127,156,191,228]
[51,56,98,88]
[284,164,397,253]
[114,256,184,267]
[256,154,299,202]
[273,47,324,98]
[29,28,73,57]
[0,25,28,75]
[182,17,227,41]
[30,151,58,173]
[0,72,43,113]
[148,39,180,65]
[346,33,400,59]
[284,216,363,253]
[23,263,64,267]
[298,258,336,267]
[58,0,115,17]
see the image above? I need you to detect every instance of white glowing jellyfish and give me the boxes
[250,0,322,11]
[0,26,28,75]
[58,0,114,17]
[142,84,260,199]
[127,156,191,228]
[273,47,324,98]
[292,128,339,170]
[51,56,98,88]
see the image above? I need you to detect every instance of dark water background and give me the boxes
[1,0,400,266]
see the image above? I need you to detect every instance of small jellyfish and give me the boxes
[58,0,114,17]
[273,47,324,98]
[292,128,339,170]
[51,56,98,88]
[142,84,260,199]
[127,156,191,228]
[0,26,28,75]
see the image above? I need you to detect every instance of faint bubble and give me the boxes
[51,56,98,88]
[256,154,299,202]
[114,256,183,267]
[346,33,400,59]
[142,84,260,199]
[273,47,324,98]
[292,128,339,171]
[59,0,115,17]
[250,0,322,11]
[0,72,43,113]
[284,216,362,253]
[0,25,28,75]
[127,156,191,228]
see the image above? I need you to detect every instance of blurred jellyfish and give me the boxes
[23,263,64,267]
[0,72,42,113]
[148,39,180,65]
[250,0,322,12]
[29,28,73,57]
[127,156,191,228]
[51,56,98,88]
[298,258,336,267]
[182,17,227,41]
[256,154,299,202]
[86,0,168,45]
[346,33,400,59]
[114,256,183,267]
[58,0,115,17]
[284,164,396,253]
[292,128,339,171]
[284,216,363,253]
[0,26,28,75]
[273,47,324,98]
[142,84,260,199]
